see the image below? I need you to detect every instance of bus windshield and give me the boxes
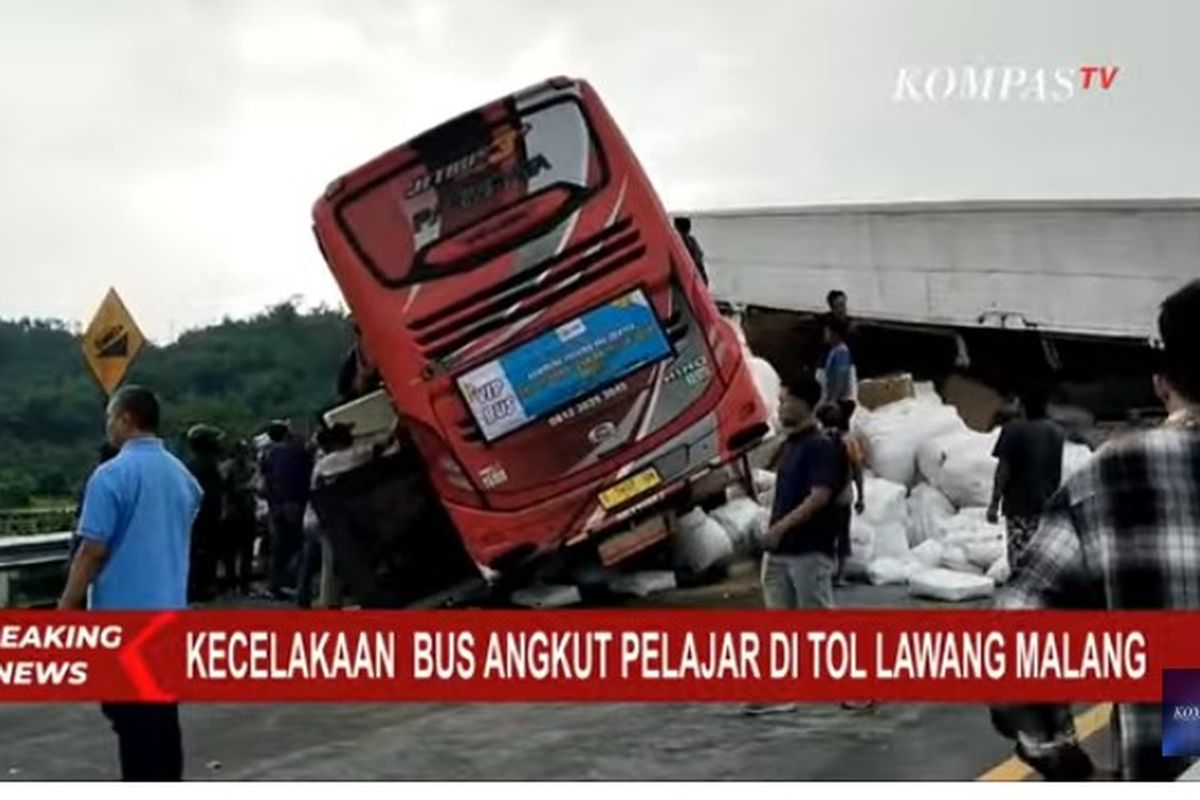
[337,97,608,287]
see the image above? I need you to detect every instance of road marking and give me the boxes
[977,703,1113,782]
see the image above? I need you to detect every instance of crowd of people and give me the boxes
[175,417,367,609]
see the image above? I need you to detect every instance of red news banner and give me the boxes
[0,610,1190,703]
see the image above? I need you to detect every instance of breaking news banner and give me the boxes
[0,610,1186,704]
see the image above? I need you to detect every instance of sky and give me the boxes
[2,0,1199,340]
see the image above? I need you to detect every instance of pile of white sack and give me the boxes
[667,373,1095,603]
[848,383,1095,602]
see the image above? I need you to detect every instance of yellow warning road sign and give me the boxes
[81,289,145,396]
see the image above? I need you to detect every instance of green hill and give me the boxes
[0,302,353,507]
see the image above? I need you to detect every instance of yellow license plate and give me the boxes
[599,468,662,510]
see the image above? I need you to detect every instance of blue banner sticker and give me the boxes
[458,289,672,442]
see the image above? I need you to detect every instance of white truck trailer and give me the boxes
[685,199,1199,426]
[689,199,1199,341]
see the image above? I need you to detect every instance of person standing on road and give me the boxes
[220,440,257,593]
[986,387,1065,571]
[818,318,857,429]
[58,385,200,781]
[300,423,357,609]
[994,280,1200,781]
[757,372,845,608]
[260,420,312,599]
[745,373,855,716]
[185,425,224,602]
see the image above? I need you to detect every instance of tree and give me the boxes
[0,306,353,507]
[0,469,37,508]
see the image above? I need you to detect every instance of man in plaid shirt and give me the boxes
[996,279,1200,781]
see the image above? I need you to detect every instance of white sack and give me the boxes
[673,508,735,573]
[855,477,910,561]
[845,520,874,579]
[941,544,983,575]
[710,498,768,558]
[911,539,945,568]
[608,571,677,598]
[918,429,1000,508]
[852,398,966,485]
[932,508,1006,575]
[867,556,917,586]
[938,506,1005,541]
[907,483,956,546]
[909,568,996,602]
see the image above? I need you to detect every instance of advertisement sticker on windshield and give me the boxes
[457,289,671,442]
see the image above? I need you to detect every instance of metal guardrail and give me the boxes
[0,531,72,607]
[0,531,72,570]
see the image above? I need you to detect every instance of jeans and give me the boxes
[761,552,835,610]
[268,502,305,593]
[101,703,183,781]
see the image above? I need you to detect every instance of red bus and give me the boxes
[312,76,768,579]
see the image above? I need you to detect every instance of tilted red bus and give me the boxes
[312,76,768,580]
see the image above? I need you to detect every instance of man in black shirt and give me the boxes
[987,387,1065,570]
[758,371,845,610]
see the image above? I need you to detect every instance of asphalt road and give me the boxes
[0,570,1110,781]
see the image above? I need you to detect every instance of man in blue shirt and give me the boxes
[59,385,200,781]
[819,317,857,430]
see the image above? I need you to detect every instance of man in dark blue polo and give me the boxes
[743,372,848,716]
[59,385,201,781]
[758,371,846,610]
